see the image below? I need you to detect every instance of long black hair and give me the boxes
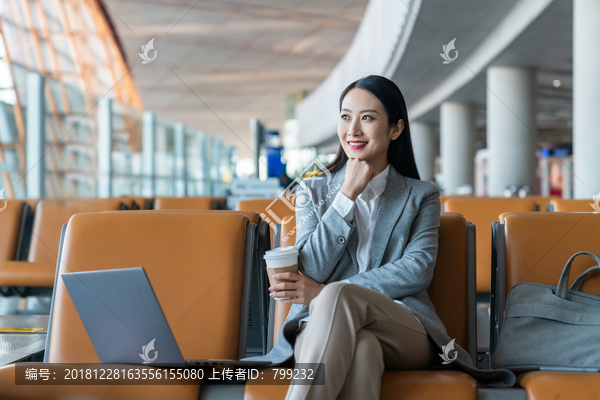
[322,75,421,180]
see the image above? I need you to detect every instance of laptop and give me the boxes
[61,267,271,367]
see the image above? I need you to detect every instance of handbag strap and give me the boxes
[556,251,600,299]
[569,265,600,291]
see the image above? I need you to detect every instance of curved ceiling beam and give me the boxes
[407,0,554,121]
[296,0,422,148]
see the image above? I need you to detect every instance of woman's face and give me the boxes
[337,87,403,164]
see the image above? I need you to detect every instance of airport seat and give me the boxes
[0,211,256,399]
[237,199,294,248]
[0,200,35,295]
[549,198,596,212]
[244,369,477,400]
[252,213,478,399]
[154,196,217,210]
[268,215,296,349]
[491,212,600,399]
[212,196,228,210]
[517,371,600,400]
[444,197,537,292]
[146,209,261,224]
[521,195,558,211]
[125,196,153,210]
[0,201,31,264]
[0,199,127,290]
[138,208,271,356]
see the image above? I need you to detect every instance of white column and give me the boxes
[573,0,600,199]
[142,111,155,197]
[411,122,437,182]
[26,73,44,198]
[440,102,476,195]
[475,149,489,197]
[539,151,550,196]
[486,66,537,197]
[174,123,186,197]
[97,98,112,198]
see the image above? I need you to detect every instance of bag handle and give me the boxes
[556,251,600,299]
[569,265,600,291]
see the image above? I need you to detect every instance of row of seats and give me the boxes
[1,194,598,399]
[440,195,596,213]
[0,197,277,399]
[0,197,484,399]
[0,210,257,399]
[0,194,584,297]
[251,208,600,399]
[0,196,227,295]
[441,196,597,292]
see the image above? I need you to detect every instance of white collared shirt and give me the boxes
[332,163,390,273]
[299,164,422,327]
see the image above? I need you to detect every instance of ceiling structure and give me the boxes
[298,0,574,153]
[103,0,369,157]
[392,0,573,149]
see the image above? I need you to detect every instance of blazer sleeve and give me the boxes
[294,178,356,283]
[346,186,441,299]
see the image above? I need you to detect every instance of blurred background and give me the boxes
[0,0,597,201]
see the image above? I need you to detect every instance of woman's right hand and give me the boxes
[340,158,375,201]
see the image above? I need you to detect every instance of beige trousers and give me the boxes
[284,282,434,400]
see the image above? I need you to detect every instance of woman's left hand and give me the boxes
[269,273,325,305]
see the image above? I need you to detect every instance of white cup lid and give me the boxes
[264,246,298,259]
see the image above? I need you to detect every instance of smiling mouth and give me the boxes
[348,141,367,149]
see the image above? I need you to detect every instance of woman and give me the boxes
[253,75,514,399]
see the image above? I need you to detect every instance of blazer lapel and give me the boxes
[326,163,360,274]
[369,166,410,270]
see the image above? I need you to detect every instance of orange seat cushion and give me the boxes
[0,261,55,287]
[551,199,596,212]
[518,371,600,400]
[154,197,214,210]
[244,369,477,400]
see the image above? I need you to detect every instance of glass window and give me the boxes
[0,101,19,142]
[43,77,97,198]
[41,0,64,32]
[111,101,144,196]
[154,116,175,196]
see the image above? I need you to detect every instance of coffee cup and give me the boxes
[264,246,299,300]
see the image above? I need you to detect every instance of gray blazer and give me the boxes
[244,163,515,387]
